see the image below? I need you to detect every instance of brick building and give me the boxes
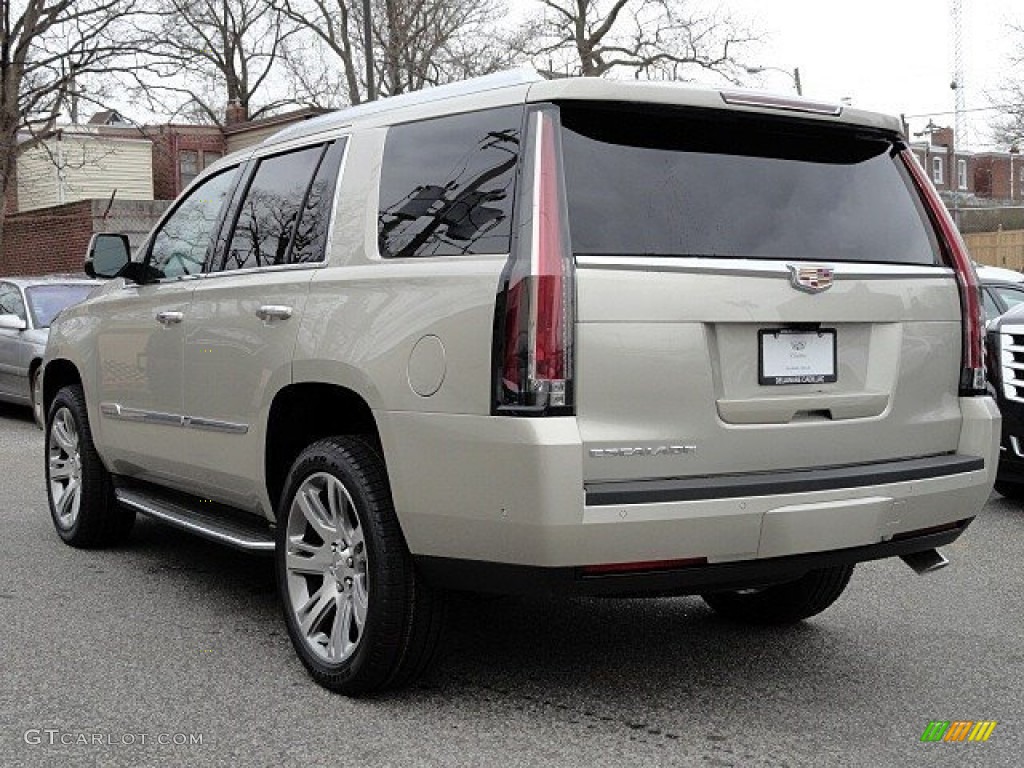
[909,126,1024,203]
[909,127,974,195]
[972,149,1024,201]
[1,105,327,277]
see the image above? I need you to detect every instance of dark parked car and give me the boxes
[985,296,1024,498]
[977,265,1024,322]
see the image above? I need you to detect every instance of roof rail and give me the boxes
[266,68,546,146]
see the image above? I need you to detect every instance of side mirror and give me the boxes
[85,233,131,279]
[0,313,27,331]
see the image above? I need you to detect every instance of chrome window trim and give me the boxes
[574,256,955,280]
[198,261,328,281]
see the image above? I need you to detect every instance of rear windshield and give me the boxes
[558,105,940,265]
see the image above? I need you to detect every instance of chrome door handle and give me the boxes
[156,310,184,326]
[256,305,293,322]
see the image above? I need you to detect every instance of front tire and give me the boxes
[701,565,854,625]
[276,436,445,695]
[45,385,134,547]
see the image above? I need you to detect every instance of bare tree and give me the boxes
[0,0,146,259]
[132,0,298,125]
[274,0,516,107]
[992,25,1024,149]
[520,0,756,81]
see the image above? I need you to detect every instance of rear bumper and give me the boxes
[377,397,998,573]
[416,518,973,597]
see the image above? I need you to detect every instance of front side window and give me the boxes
[0,283,26,321]
[218,142,339,272]
[148,168,238,279]
[25,284,95,328]
[378,107,522,258]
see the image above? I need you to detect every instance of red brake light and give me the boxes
[899,148,985,395]
[494,106,574,415]
[580,557,708,576]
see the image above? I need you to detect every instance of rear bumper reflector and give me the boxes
[580,557,708,576]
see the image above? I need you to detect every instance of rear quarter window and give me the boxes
[377,107,522,259]
[558,104,941,266]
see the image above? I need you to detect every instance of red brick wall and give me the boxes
[145,127,226,200]
[1,201,93,276]
[0,198,169,277]
[972,154,1024,200]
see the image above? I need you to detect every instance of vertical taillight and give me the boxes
[899,148,986,396]
[493,106,575,415]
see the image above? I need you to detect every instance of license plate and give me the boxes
[758,328,837,385]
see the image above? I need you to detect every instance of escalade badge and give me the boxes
[788,265,834,294]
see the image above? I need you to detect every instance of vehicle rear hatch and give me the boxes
[557,102,965,485]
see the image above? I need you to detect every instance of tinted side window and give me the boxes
[994,285,1024,313]
[378,107,521,259]
[982,289,1001,322]
[289,141,345,265]
[219,144,329,272]
[149,168,238,279]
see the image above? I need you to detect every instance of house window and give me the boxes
[179,150,200,188]
[179,149,225,192]
[957,159,967,190]
[932,156,944,185]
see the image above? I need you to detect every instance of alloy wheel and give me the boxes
[48,406,83,529]
[284,472,369,664]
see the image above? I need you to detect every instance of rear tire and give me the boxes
[994,479,1024,501]
[701,565,854,625]
[45,384,134,547]
[276,436,445,695]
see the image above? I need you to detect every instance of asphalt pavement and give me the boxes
[0,401,1021,767]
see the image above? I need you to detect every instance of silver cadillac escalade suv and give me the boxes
[41,70,999,695]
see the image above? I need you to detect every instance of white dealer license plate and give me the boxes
[758,329,837,385]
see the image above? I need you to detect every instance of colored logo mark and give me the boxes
[920,720,997,742]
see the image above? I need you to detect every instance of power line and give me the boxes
[904,104,1018,119]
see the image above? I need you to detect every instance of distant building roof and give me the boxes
[221,106,331,135]
[87,110,131,126]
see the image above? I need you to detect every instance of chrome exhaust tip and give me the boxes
[900,548,949,575]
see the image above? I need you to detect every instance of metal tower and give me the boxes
[952,0,966,151]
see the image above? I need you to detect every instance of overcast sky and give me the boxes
[724,0,1020,149]
[512,0,1021,150]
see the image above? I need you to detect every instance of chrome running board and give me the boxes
[116,488,275,553]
